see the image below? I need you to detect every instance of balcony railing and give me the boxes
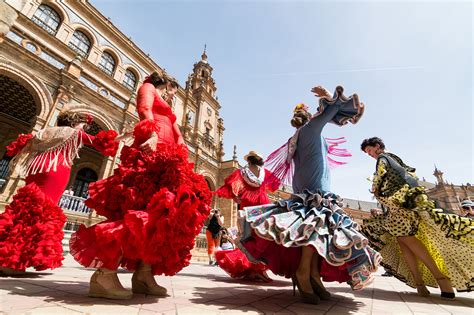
[59,194,91,214]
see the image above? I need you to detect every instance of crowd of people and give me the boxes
[0,73,472,304]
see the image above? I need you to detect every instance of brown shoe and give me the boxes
[132,267,167,296]
[89,269,132,300]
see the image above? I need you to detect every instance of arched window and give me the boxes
[123,69,137,90]
[68,30,91,57]
[72,168,98,198]
[98,52,116,76]
[31,4,61,35]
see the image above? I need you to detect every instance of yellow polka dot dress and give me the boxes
[362,153,474,292]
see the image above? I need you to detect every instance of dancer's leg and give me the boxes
[398,236,453,293]
[295,246,314,293]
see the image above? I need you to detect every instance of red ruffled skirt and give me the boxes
[215,248,269,280]
[0,183,66,271]
[240,234,352,283]
[69,143,212,276]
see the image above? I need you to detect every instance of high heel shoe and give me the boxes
[132,267,167,296]
[415,283,430,297]
[89,269,132,300]
[291,275,320,305]
[310,277,331,300]
[436,277,455,299]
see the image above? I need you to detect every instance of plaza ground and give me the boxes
[0,255,472,315]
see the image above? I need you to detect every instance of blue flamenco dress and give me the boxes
[238,86,381,290]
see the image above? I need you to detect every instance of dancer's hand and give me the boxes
[311,86,331,98]
[140,133,158,153]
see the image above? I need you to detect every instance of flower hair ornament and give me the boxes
[294,103,309,113]
[86,114,94,125]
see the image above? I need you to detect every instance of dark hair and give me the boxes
[291,110,312,128]
[148,71,167,87]
[168,79,179,89]
[360,137,385,151]
[56,112,87,127]
[247,155,264,166]
[148,71,179,89]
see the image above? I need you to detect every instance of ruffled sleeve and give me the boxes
[5,133,33,157]
[90,130,119,157]
[315,86,365,126]
[215,169,246,199]
[133,119,160,146]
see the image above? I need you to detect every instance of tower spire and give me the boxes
[201,44,208,62]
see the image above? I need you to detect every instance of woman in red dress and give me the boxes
[0,111,118,275]
[214,151,280,282]
[70,72,212,300]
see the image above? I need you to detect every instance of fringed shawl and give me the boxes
[12,127,88,176]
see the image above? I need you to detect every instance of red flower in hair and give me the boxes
[86,114,94,125]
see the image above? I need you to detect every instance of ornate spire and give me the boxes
[433,164,445,186]
[232,145,237,160]
[201,44,208,63]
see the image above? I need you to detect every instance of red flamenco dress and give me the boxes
[70,82,212,276]
[214,166,280,280]
[0,127,118,271]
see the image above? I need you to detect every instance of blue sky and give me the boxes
[92,0,473,201]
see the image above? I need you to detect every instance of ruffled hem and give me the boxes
[0,183,66,271]
[215,248,269,280]
[238,190,380,290]
[362,191,474,292]
[70,142,212,276]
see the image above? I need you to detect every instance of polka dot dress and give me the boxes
[362,154,474,292]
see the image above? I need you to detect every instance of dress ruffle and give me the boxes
[215,169,279,208]
[317,86,365,126]
[70,142,212,276]
[92,130,119,157]
[5,133,33,157]
[362,186,474,292]
[238,190,381,290]
[0,183,66,271]
[215,248,269,280]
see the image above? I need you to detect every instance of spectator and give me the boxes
[461,200,474,219]
[205,208,224,265]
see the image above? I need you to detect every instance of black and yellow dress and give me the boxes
[362,152,474,292]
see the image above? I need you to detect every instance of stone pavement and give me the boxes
[0,255,472,315]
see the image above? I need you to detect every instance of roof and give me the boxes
[342,198,379,212]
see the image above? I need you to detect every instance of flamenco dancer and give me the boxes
[0,111,118,275]
[214,150,280,282]
[361,137,474,298]
[237,86,381,304]
[69,72,212,300]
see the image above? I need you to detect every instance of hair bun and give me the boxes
[149,71,167,87]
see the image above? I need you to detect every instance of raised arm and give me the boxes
[304,85,364,135]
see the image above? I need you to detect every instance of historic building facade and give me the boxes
[423,167,474,215]
[0,0,240,231]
